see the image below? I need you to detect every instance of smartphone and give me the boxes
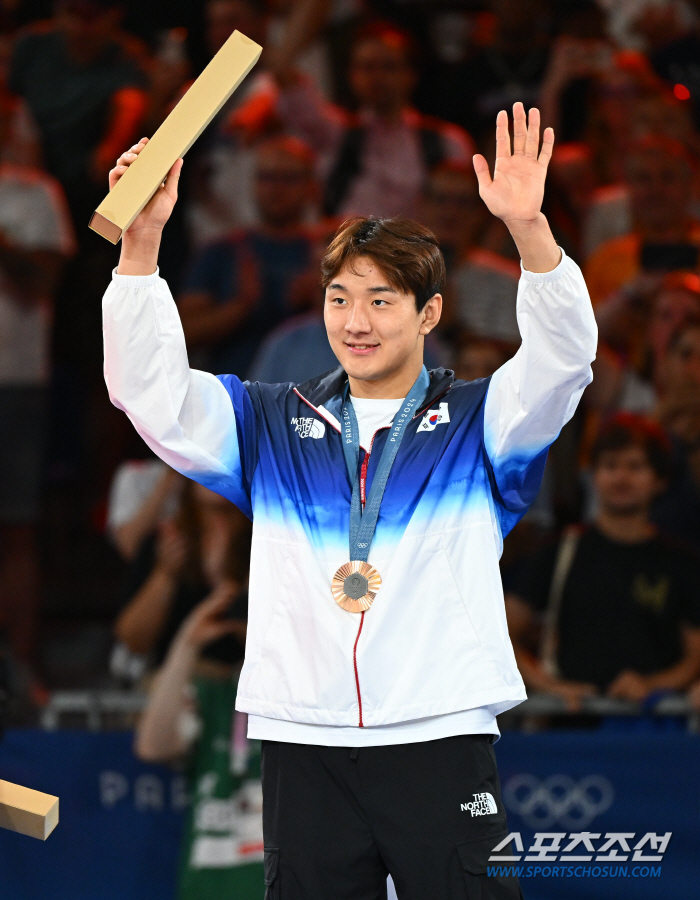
[641,243,699,272]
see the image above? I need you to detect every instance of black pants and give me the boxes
[261,734,524,899]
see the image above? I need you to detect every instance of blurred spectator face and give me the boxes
[632,95,694,146]
[55,0,121,60]
[254,138,315,228]
[593,444,664,516]
[206,0,264,55]
[489,0,547,40]
[625,144,692,236]
[349,36,416,116]
[661,324,700,393]
[649,280,700,364]
[454,340,506,382]
[550,143,596,212]
[421,164,483,251]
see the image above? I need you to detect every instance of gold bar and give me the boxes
[0,779,59,840]
[89,30,262,243]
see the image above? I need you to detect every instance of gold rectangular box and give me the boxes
[0,779,59,840]
[89,30,262,243]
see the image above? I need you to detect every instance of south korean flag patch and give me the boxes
[417,402,450,433]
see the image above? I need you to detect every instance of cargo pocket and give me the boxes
[264,847,279,899]
[457,831,523,900]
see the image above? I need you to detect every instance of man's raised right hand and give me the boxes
[109,137,183,237]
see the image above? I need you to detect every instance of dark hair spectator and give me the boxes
[268,8,474,221]
[507,411,700,711]
[178,135,318,378]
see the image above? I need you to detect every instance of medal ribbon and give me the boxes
[340,367,430,563]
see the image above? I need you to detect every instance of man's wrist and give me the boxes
[117,228,162,276]
[505,213,561,274]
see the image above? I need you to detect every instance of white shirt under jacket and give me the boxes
[102,249,597,746]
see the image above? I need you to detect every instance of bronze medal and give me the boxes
[331,561,382,613]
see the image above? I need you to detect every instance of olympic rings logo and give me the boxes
[503,774,615,829]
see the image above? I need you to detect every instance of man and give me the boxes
[507,415,700,710]
[9,0,148,228]
[420,160,521,345]
[0,95,75,702]
[585,136,700,305]
[652,320,700,551]
[177,135,317,379]
[272,19,473,219]
[134,575,261,898]
[103,103,596,897]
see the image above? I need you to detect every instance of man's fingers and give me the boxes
[472,154,492,192]
[538,126,555,169]
[495,109,511,158]
[524,106,540,158]
[512,101,527,155]
[163,158,183,202]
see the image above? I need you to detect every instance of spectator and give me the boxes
[0,93,75,699]
[652,319,700,549]
[543,142,600,261]
[452,335,510,383]
[134,588,264,898]
[8,0,148,227]
[180,0,273,248]
[585,136,700,306]
[178,135,318,379]
[107,458,182,561]
[507,415,700,709]
[420,160,521,345]
[114,480,251,668]
[646,0,700,130]
[248,229,337,384]
[450,0,553,143]
[587,273,700,417]
[273,17,473,220]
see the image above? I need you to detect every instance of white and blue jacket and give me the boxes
[103,250,596,729]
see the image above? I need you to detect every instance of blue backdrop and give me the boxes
[0,728,697,899]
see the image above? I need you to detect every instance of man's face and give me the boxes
[206,0,263,54]
[626,149,691,234]
[594,445,663,516]
[663,326,700,392]
[56,1,119,58]
[649,288,700,363]
[324,256,440,388]
[349,38,415,115]
[421,169,483,250]
[254,146,314,229]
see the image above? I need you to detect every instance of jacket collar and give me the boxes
[295,365,455,433]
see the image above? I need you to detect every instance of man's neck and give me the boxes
[595,510,656,544]
[348,359,424,399]
[259,220,303,240]
[365,103,405,126]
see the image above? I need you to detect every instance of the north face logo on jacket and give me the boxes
[461,792,498,816]
[417,402,450,433]
[291,417,326,439]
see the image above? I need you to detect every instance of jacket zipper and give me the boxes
[352,427,386,728]
[350,390,451,727]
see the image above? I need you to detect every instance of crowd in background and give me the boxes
[3,0,700,895]
[1,0,700,706]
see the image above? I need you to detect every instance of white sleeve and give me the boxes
[484,250,597,486]
[102,269,245,488]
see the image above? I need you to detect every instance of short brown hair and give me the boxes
[591,413,672,480]
[320,217,446,312]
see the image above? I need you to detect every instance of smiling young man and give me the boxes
[103,103,597,899]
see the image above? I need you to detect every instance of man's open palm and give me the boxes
[473,102,554,226]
